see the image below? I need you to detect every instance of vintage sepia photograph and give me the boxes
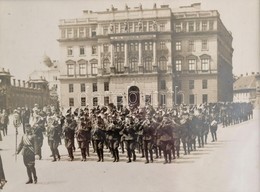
[0,0,259,191]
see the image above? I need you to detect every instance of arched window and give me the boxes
[129,57,138,73]
[115,58,124,73]
[144,57,152,72]
[103,59,110,74]
[159,56,167,71]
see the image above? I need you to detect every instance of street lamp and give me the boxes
[174,86,178,105]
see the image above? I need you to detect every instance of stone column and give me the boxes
[124,42,129,73]
[138,42,143,73]
[152,41,157,72]
[110,44,115,74]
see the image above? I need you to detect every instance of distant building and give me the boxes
[29,60,60,108]
[57,3,233,109]
[0,68,50,111]
[233,72,260,107]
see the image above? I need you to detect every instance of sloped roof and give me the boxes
[233,75,257,91]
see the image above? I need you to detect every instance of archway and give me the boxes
[128,86,140,108]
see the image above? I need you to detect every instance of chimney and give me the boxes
[13,79,16,86]
[18,80,21,87]
[23,80,25,87]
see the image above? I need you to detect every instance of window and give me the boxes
[188,22,194,32]
[81,97,86,106]
[175,23,181,32]
[91,63,98,75]
[115,24,119,33]
[188,59,196,71]
[145,95,151,105]
[103,26,108,35]
[129,43,138,51]
[176,59,182,71]
[159,41,166,50]
[202,94,208,103]
[160,94,166,106]
[103,44,109,52]
[189,95,195,104]
[85,27,90,37]
[129,58,138,72]
[79,27,85,38]
[92,45,97,55]
[117,96,123,110]
[176,41,181,51]
[93,83,97,92]
[67,28,73,38]
[202,21,207,31]
[148,21,153,31]
[189,80,194,89]
[129,22,133,32]
[144,42,153,51]
[159,56,167,71]
[201,40,208,50]
[103,59,110,74]
[104,97,109,106]
[74,29,78,38]
[202,80,208,89]
[79,46,85,55]
[144,57,152,72]
[80,83,85,92]
[91,29,96,37]
[67,64,74,76]
[115,58,124,73]
[209,21,214,30]
[61,29,66,38]
[104,82,109,91]
[201,59,209,71]
[93,97,98,107]
[67,47,73,56]
[160,80,166,90]
[183,22,187,32]
[69,98,74,107]
[115,43,124,52]
[69,84,74,93]
[196,21,200,31]
[159,23,165,31]
[79,63,86,75]
[188,40,195,51]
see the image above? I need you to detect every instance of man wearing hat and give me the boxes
[76,117,88,161]
[16,123,38,184]
[47,119,61,162]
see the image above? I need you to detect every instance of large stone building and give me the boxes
[58,3,233,109]
[0,68,50,111]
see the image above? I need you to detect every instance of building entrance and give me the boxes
[128,86,140,108]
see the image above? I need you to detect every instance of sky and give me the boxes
[0,0,259,80]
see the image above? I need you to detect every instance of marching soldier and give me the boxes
[157,115,173,164]
[63,114,77,161]
[76,117,88,161]
[92,116,106,162]
[47,118,61,162]
[16,124,38,184]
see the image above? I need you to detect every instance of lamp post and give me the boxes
[174,86,178,105]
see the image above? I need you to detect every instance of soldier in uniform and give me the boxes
[91,116,106,162]
[16,124,38,184]
[76,117,88,161]
[32,113,46,160]
[210,115,218,142]
[179,112,191,155]
[21,107,30,134]
[121,116,137,163]
[47,118,61,162]
[63,114,76,161]
[157,115,173,164]
[141,114,155,164]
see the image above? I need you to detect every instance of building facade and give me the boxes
[0,68,50,111]
[58,3,233,109]
[233,72,260,108]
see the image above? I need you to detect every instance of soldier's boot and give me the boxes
[133,151,136,162]
[215,133,217,141]
[127,150,132,163]
[26,166,33,184]
[86,144,90,157]
[100,148,104,162]
[120,142,124,154]
[163,150,168,164]
[177,147,180,158]
[29,165,37,184]
[205,135,208,144]
[115,149,119,162]
[168,151,172,164]
[149,150,153,163]
[112,150,116,162]
[198,138,202,148]
[69,148,74,161]
[56,149,61,161]
[97,149,101,162]
[183,143,187,155]
[172,148,176,159]
[154,146,159,159]
[193,141,196,151]
[145,149,149,163]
